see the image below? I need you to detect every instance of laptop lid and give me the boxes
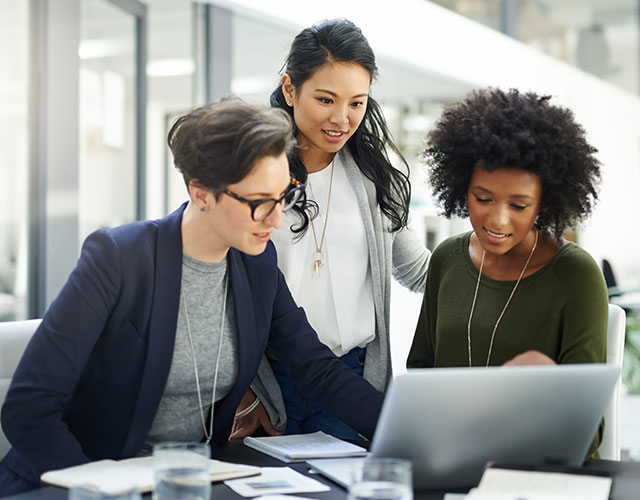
[369,364,619,490]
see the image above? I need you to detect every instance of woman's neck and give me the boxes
[471,230,560,281]
[181,202,229,263]
[300,148,336,174]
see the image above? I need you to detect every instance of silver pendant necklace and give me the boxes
[467,229,538,367]
[181,270,228,444]
[308,158,335,278]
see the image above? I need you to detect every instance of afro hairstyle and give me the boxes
[424,87,601,240]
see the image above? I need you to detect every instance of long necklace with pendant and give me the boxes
[309,158,335,278]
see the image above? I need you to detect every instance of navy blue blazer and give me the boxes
[0,203,383,489]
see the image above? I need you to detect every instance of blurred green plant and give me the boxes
[623,312,640,394]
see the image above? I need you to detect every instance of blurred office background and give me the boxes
[1,0,640,456]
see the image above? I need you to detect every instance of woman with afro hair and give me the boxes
[407,88,608,455]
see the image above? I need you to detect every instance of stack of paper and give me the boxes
[40,457,260,494]
[464,468,612,500]
[243,431,367,463]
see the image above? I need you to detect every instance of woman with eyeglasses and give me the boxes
[0,97,384,495]
[231,19,430,440]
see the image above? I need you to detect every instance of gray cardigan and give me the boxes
[252,149,430,430]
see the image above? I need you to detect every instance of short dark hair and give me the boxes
[425,87,602,240]
[168,96,296,196]
[270,18,411,234]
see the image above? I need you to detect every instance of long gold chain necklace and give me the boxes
[308,158,335,278]
[467,229,538,367]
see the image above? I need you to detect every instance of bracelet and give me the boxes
[234,397,260,419]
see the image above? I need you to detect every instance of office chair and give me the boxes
[0,318,41,458]
[601,259,640,313]
[602,259,617,290]
[600,304,626,460]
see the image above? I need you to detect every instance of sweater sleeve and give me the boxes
[551,245,608,459]
[555,246,608,365]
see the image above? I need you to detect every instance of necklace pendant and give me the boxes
[313,250,324,278]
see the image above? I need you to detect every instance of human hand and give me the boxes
[229,388,281,440]
[502,350,556,366]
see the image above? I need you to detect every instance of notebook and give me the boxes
[40,457,260,494]
[243,431,367,462]
[368,364,619,490]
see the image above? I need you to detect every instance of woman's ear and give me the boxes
[188,179,211,212]
[282,75,295,106]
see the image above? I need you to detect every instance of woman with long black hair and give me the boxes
[231,19,430,440]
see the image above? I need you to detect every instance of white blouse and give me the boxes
[271,155,375,357]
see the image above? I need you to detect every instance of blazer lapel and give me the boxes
[121,203,186,457]
[227,249,258,387]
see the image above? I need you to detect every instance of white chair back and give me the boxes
[0,319,42,459]
[600,304,626,460]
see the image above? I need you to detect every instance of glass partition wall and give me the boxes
[0,0,473,322]
[0,2,30,321]
[79,0,138,243]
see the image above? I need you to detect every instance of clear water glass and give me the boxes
[68,485,141,500]
[347,458,413,500]
[152,442,211,500]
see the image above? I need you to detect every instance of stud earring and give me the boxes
[200,207,206,213]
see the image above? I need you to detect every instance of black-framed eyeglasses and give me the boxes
[223,178,305,222]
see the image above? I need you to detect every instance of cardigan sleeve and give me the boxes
[391,226,430,293]
[249,357,287,432]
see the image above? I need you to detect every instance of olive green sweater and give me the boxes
[407,232,608,457]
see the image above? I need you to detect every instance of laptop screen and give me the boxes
[370,364,619,490]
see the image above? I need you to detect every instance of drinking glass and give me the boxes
[347,458,413,500]
[68,485,141,500]
[152,442,211,500]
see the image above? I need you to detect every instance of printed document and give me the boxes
[464,468,612,500]
[224,466,331,497]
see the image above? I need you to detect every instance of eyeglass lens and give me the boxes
[252,186,303,221]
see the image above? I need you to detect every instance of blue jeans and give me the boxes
[269,347,366,440]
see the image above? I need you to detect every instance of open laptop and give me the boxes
[360,364,619,490]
